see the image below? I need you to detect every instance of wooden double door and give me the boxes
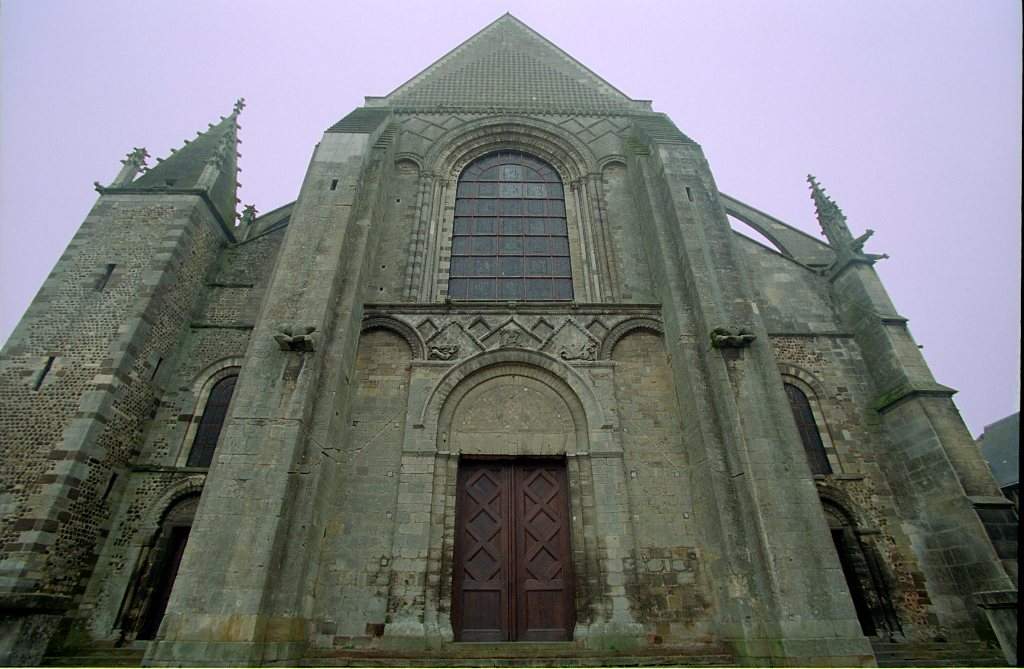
[452,459,575,642]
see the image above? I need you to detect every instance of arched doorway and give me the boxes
[448,375,577,641]
[822,501,901,639]
[118,494,198,641]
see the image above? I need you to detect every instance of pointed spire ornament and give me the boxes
[241,204,257,227]
[233,97,246,116]
[807,174,888,266]
[109,147,150,186]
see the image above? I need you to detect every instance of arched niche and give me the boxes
[439,367,583,457]
[418,348,614,449]
[362,316,426,360]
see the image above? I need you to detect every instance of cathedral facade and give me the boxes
[0,15,1016,667]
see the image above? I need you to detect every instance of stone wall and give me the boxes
[69,224,285,645]
[312,328,410,644]
[611,330,710,641]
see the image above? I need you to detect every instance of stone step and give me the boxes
[42,648,145,667]
[295,654,736,667]
[870,640,1007,667]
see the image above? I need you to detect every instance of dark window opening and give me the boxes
[96,263,116,291]
[101,472,118,502]
[785,383,832,475]
[448,151,572,301]
[187,375,238,468]
[34,356,55,391]
[685,186,694,202]
[330,178,339,191]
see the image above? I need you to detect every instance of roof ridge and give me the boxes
[377,15,643,114]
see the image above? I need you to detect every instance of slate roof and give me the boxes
[133,112,240,225]
[381,14,648,114]
[979,412,1020,488]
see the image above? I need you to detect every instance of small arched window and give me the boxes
[186,375,237,468]
[449,151,572,301]
[784,383,832,475]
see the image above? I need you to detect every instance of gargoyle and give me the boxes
[710,327,757,349]
[274,326,319,352]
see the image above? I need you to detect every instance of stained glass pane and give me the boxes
[469,279,495,299]
[526,183,546,198]
[501,219,523,235]
[471,237,496,254]
[526,238,548,255]
[499,199,522,216]
[499,237,524,255]
[526,257,548,275]
[475,257,497,276]
[547,220,567,235]
[499,257,523,276]
[499,183,524,198]
[448,278,468,299]
[474,218,497,234]
[498,279,524,299]
[527,219,547,235]
[525,278,552,299]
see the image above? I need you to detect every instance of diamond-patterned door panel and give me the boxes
[452,460,574,642]
[514,464,574,641]
[453,464,512,641]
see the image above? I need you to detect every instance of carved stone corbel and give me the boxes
[274,325,319,352]
[710,327,757,349]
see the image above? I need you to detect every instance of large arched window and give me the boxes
[449,151,572,301]
[186,375,237,468]
[784,383,832,475]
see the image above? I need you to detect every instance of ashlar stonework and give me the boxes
[0,14,1016,668]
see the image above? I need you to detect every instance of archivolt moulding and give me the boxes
[599,317,664,359]
[416,347,612,434]
[423,115,599,182]
[777,362,830,401]
[133,475,206,546]
[362,316,426,360]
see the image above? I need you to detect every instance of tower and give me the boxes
[0,15,1016,667]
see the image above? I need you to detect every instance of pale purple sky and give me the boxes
[1,1,1020,435]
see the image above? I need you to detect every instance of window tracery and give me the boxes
[448,151,572,301]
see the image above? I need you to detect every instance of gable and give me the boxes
[381,15,648,114]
